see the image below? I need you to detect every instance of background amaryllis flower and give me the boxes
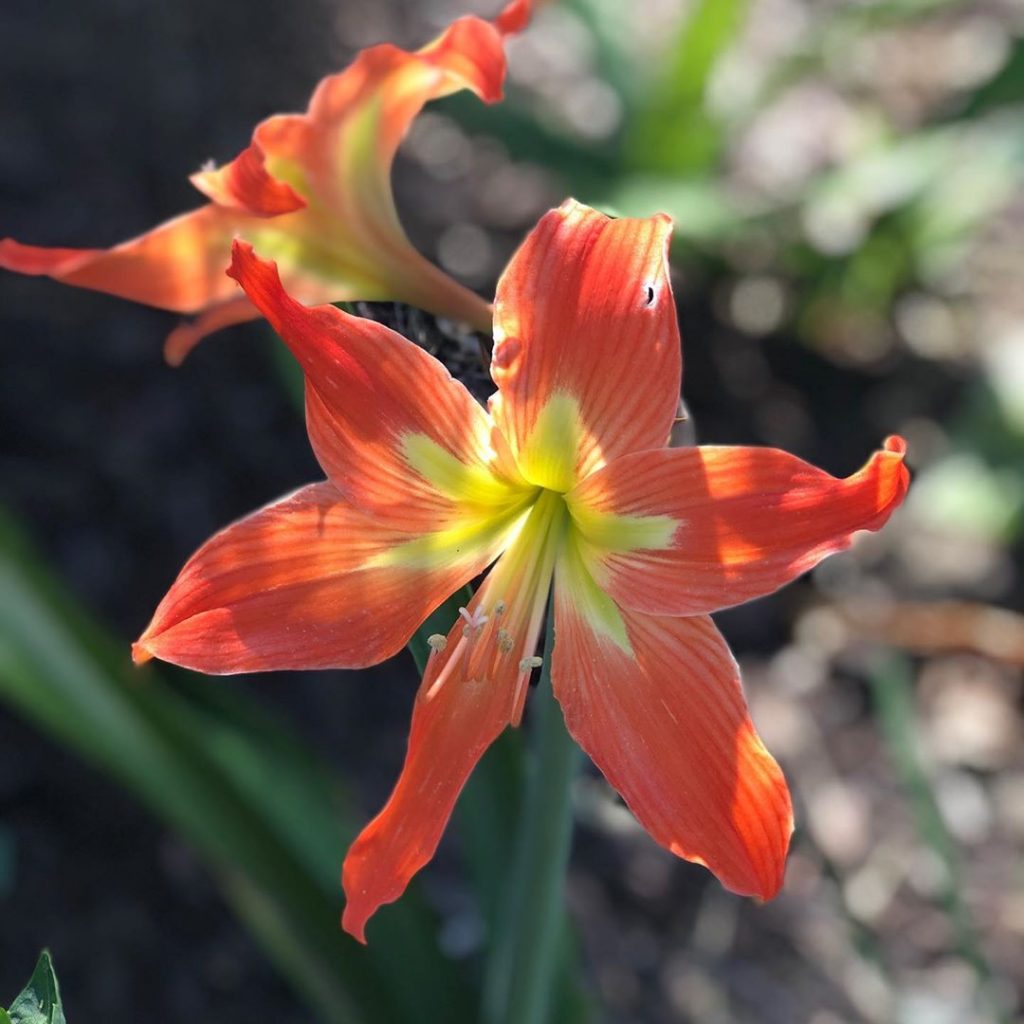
[0,0,531,363]
[132,199,909,943]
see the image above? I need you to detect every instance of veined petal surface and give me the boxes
[134,481,521,674]
[0,207,244,314]
[341,602,520,943]
[489,200,681,491]
[1,2,534,353]
[230,242,528,529]
[552,537,793,899]
[342,485,565,941]
[568,437,910,616]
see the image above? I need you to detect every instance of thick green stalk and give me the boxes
[483,603,583,1024]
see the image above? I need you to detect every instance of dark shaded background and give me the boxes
[2,1,1023,1021]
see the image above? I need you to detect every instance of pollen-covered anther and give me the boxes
[496,628,514,654]
[426,634,447,653]
[519,655,543,672]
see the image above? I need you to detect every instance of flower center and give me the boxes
[510,392,594,493]
[422,488,568,722]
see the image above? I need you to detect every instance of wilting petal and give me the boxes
[229,242,528,529]
[134,481,522,674]
[568,436,910,617]
[553,536,793,898]
[489,200,681,491]
[1,2,534,353]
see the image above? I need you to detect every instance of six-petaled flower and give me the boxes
[132,199,909,942]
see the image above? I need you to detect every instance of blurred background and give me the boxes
[1,0,1023,1021]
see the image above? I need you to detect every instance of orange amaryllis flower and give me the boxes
[133,200,909,942]
[0,0,531,364]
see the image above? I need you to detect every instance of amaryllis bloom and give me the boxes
[133,200,909,942]
[0,0,530,363]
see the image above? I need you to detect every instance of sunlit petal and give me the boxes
[553,535,793,898]
[489,199,681,490]
[229,242,529,528]
[568,437,909,616]
[134,481,522,674]
[342,484,565,941]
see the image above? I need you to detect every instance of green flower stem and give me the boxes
[484,602,583,1024]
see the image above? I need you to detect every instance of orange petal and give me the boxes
[552,547,793,898]
[229,242,527,529]
[494,0,534,33]
[489,199,682,492]
[163,295,261,366]
[2,3,534,352]
[568,437,909,616]
[0,206,240,314]
[189,141,306,217]
[341,483,567,941]
[341,582,523,943]
[134,481,519,674]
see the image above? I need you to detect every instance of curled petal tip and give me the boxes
[227,237,257,272]
[550,197,674,240]
[163,293,260,366]
[162,329,192,368]
[876,435,911,516]
[190,143,307,217]
[340,906,369,945]
[554,196,586,219]
[0,237,93,276]
[131,641,154,666]
[494,0,534,34]
[226,238,273,293]
[225,241,290,323]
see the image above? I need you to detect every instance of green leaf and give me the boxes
[0,508,475,1024]
[6,952,65,1024]
[625,0,749,174]
[869,658,1012,1024]
[961,39,1024,118]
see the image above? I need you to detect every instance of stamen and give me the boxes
[496,628,514,654]
[459,606,489,633]
[426,634,447,653]
[519,655,543,672]
[494,600,507,617]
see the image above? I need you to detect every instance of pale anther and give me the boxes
[494,600,507,617]
[519,655,544,672]
[459,606,489,631]
[497,628,514,653]
[426,634,447,653]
